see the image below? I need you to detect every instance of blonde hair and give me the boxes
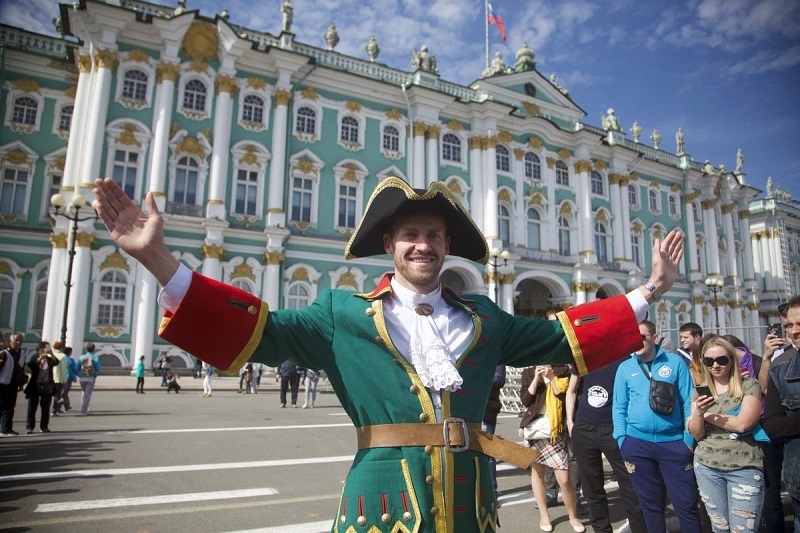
[699,335,744,400]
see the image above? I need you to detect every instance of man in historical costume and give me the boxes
[93,176,683,533]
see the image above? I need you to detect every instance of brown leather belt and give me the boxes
[355,417,539,470]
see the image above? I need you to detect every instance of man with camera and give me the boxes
[762,296,800,532]
[612,320,700,533]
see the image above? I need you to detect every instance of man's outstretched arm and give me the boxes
[93,178,179,287]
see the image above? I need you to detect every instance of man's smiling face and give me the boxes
[383,211,450,294]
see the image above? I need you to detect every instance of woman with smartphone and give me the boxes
[687,336,765,533]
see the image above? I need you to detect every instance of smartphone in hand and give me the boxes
[695,385,713,398]
[768,323,783,337]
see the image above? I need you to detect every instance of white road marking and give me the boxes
[0,455,355,482]
[35,488,280,513]
[224,520,332,533]
[95,422,352,435]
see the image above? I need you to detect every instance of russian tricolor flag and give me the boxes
[488,3,507,42]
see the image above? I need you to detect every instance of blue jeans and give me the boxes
[693,462,764,533]
[619,436,701,533]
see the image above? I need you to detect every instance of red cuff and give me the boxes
[557,294,643,375]
[158,272,268,375]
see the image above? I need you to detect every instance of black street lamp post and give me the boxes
[704,276,724,333]
[51,193,97,346]
[489,248,510,304]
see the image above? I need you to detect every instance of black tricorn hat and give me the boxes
[345,177,489,264]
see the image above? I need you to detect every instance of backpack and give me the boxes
[81,356,95,377]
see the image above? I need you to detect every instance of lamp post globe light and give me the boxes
[50,193,98,346]
[704,276,725,333]
[489,248,510,304]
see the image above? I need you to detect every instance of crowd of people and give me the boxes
[516,299,799,533]
[0,335,103,436]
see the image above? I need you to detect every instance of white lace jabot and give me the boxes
[391,279,464,392]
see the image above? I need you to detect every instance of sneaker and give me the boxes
[1,430,19,436]
[41,428,51,433]
[280,403,286,408]
[26,429,35,435]
[616,520,631,533]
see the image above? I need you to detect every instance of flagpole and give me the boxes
[485,0,490,69]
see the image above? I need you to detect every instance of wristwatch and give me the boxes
[643,281,662,303]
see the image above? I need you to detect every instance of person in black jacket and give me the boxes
[277,360,300,407]
[25,341,60,434]
[482,365,506,501]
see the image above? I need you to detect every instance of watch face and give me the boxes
[524,82,536,97]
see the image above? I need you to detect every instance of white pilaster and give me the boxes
[412,125,426,188]
[79,50,116,195]
[63,55,93,191]
[468,136,484,233]
[206,76,236,220]
[609,176,624,261]
[425,126,439,186]
[483,136,498,238]
[147,63,178,211]
[131,266,158,370]
[65,237,93,351]
[43,242,67,344]
[267,88,290,227]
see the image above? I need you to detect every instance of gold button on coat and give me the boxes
[381,513,392,524]
[409,384,420,394]
[247,305,257,315]
[365,308,375,317]
[425,475,434,484]
[419,413,429,422]
[403,512,413,522]
[430,506,439,516]
[356,515,367,526]
[424,445,434,454]
[573,318,583,326]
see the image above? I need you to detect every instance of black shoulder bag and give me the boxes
[639,360,676,416]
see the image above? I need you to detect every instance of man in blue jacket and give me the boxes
[612,320,699,533]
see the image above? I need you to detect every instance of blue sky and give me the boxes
[3,0,799,201]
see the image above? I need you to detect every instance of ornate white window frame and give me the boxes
[333,159,368,235]
[89,245,134,338]
[3,80,44,134]
[0,140,38,219]
[104,119,152,202]
[177,62,215,120]
[230,141,271,223]
[167,130,212,215]
[283,263,321,309]
[293,92,323,143]
[440,129,467,170]
[288,150,324,231]
[237,78,272,132]
[379,110,406,160]
[336,100,365,152]
[329,266,368,292]
[114,50,156,110]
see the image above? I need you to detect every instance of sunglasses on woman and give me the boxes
[702,355,731,367]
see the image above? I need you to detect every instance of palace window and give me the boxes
[234,168,258,217]
[173,156,199,205]
[12,96,38,126]
[242,94,265,124]
[97,270,127,327]
[296,106,316,135]
[556,161,570,186]
[496,145,510,172]
[121,69,148,102]
[0,167,29,215]
[111,149,139,198]
[524,152,541,180]
[291,176,314,223]
[591,171,604,195]
[182,79,207,112]
[527,208,541,250]
[442,133,462,163]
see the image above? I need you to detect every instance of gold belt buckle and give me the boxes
[442,417,469,452]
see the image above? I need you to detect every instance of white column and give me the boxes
[263,253,283,309]
[738,210,756,288]
[702,198,721,276]
[573,282,587,306]
[130,266,158,370]
[620,178,633,261]
[206,75,236,220]
[546,159,558,254]
[78,49,116,195]
[43,238,67,344]
[468,136,484,233]
[412,123,426,188]
[574,160,595,264]
[609,175,625,262]
[483,135,498,239]
[425,126,439,186]
[200,245,224,281]
[683,194,699,279]
[693,290,706,330]
[147,62,178,211]
[759,233,776,293]
[267,88,291,227]
[63,54,93,191]
[722,203,738,283]
[513,150,526,248]
[65,233,94,351]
